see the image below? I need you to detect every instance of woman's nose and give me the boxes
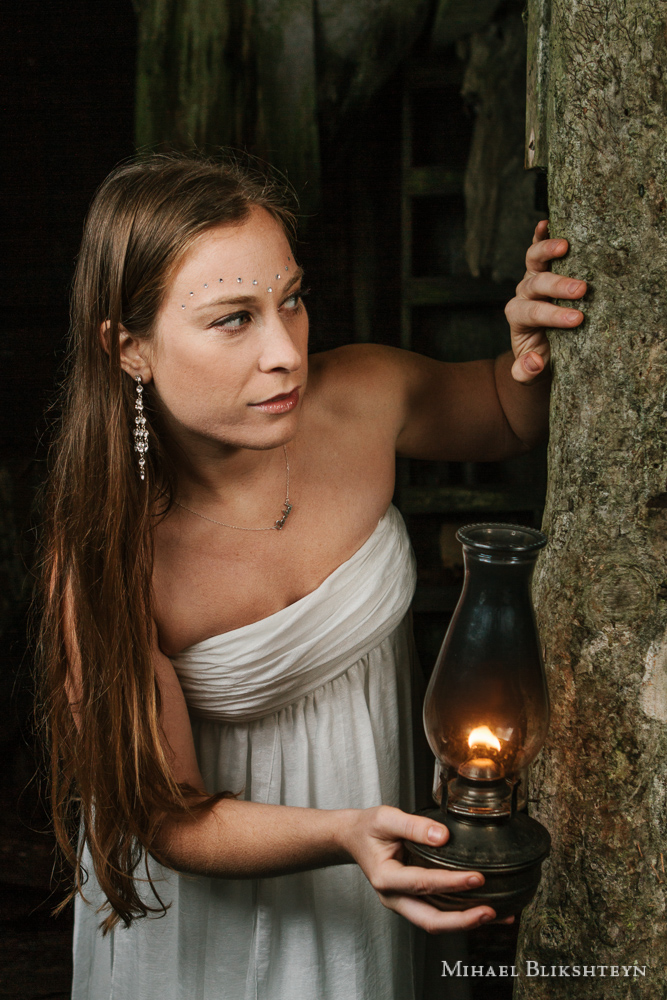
[258,318,303,373]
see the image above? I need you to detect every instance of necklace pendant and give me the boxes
[274,501,293,531]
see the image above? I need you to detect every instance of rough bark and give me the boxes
[514,2,667,996]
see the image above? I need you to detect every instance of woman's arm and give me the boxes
[397,224,585,460]
[324,222,585,463]
[152,640,506,933]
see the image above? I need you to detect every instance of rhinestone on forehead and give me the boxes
[268,287,273,293]
[237,277,242,283]
[189,291,194,296]
[181,304,185,309]
[204,283,208,288]
[219,277,223,282]
[252,279,258,285]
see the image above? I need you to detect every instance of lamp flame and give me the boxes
[468,725,501,752]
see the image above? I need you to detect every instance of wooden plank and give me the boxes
[431,0,503,50]
[399,485,546,514]
[405,275,516,306]
[525,0,551,170]
[135,0,321,215]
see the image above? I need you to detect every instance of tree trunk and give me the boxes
[514,2,667,996]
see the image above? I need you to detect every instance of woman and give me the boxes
[38,155,586,1000]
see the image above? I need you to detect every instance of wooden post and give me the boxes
[524,0,550,170]
[515,1,667,995]
[133,0,321,215]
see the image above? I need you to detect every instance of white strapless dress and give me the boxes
[71,503,421,1000]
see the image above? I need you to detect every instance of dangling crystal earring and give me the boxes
[133,375,148,481]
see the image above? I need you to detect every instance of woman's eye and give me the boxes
[282,287,309,311]
[212,312,250,332]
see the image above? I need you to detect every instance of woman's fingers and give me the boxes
[373,806,450,848]
[531,219,550,245]
[371,857,485,897]
[349,807,520,935]
[506,298,584,334]
[511,350,549,383]
[525,236,568,274]
[520,270,587,302]
[382,894,498,934]
[505,221,587,384]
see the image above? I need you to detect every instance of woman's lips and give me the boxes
[249,387,300,413]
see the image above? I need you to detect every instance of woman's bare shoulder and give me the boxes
[307,343,406,415]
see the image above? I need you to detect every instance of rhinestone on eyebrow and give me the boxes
[181,304,185,309]
[189,291,194,296]
[276,274,280,279]
[237,277,242,283]
[204,283,208,288]
[219,277,223,282]
[252,279,258,285]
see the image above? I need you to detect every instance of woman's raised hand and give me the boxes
[339,805,511,933]
[504,219,587,384]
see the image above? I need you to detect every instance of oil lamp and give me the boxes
[405,523,551,918]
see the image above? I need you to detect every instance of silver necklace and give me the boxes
[174,446,293,531]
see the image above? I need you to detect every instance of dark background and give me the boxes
[2,3,137,996]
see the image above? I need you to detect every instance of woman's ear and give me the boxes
[99,320,153,385]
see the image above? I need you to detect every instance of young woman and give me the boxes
[38,155,586,1000]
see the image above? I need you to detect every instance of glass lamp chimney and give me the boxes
[424,523,550,789]
[405,523,552,918]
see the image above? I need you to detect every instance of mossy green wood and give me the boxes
[134,0,321,213]
[525,0,550,170]
[514,2,667,996]
[132,0,438,218]
[462,6,543,282]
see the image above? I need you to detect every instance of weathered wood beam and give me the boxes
[525,0,551,170]
[431,0,503,48]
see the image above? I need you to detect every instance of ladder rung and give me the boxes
[398,486,545,515]
[405,276,516,306]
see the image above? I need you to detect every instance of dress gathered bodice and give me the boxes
[72,503,422,1000]
[171,502,417,722]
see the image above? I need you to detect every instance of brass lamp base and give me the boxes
[404,807,551,920]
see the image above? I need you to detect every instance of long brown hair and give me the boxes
[36,153,296,932]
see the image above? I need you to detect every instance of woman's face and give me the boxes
[142,206,308,454]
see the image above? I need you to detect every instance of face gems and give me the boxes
[181,304,186,309]
[183,260,296,301]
